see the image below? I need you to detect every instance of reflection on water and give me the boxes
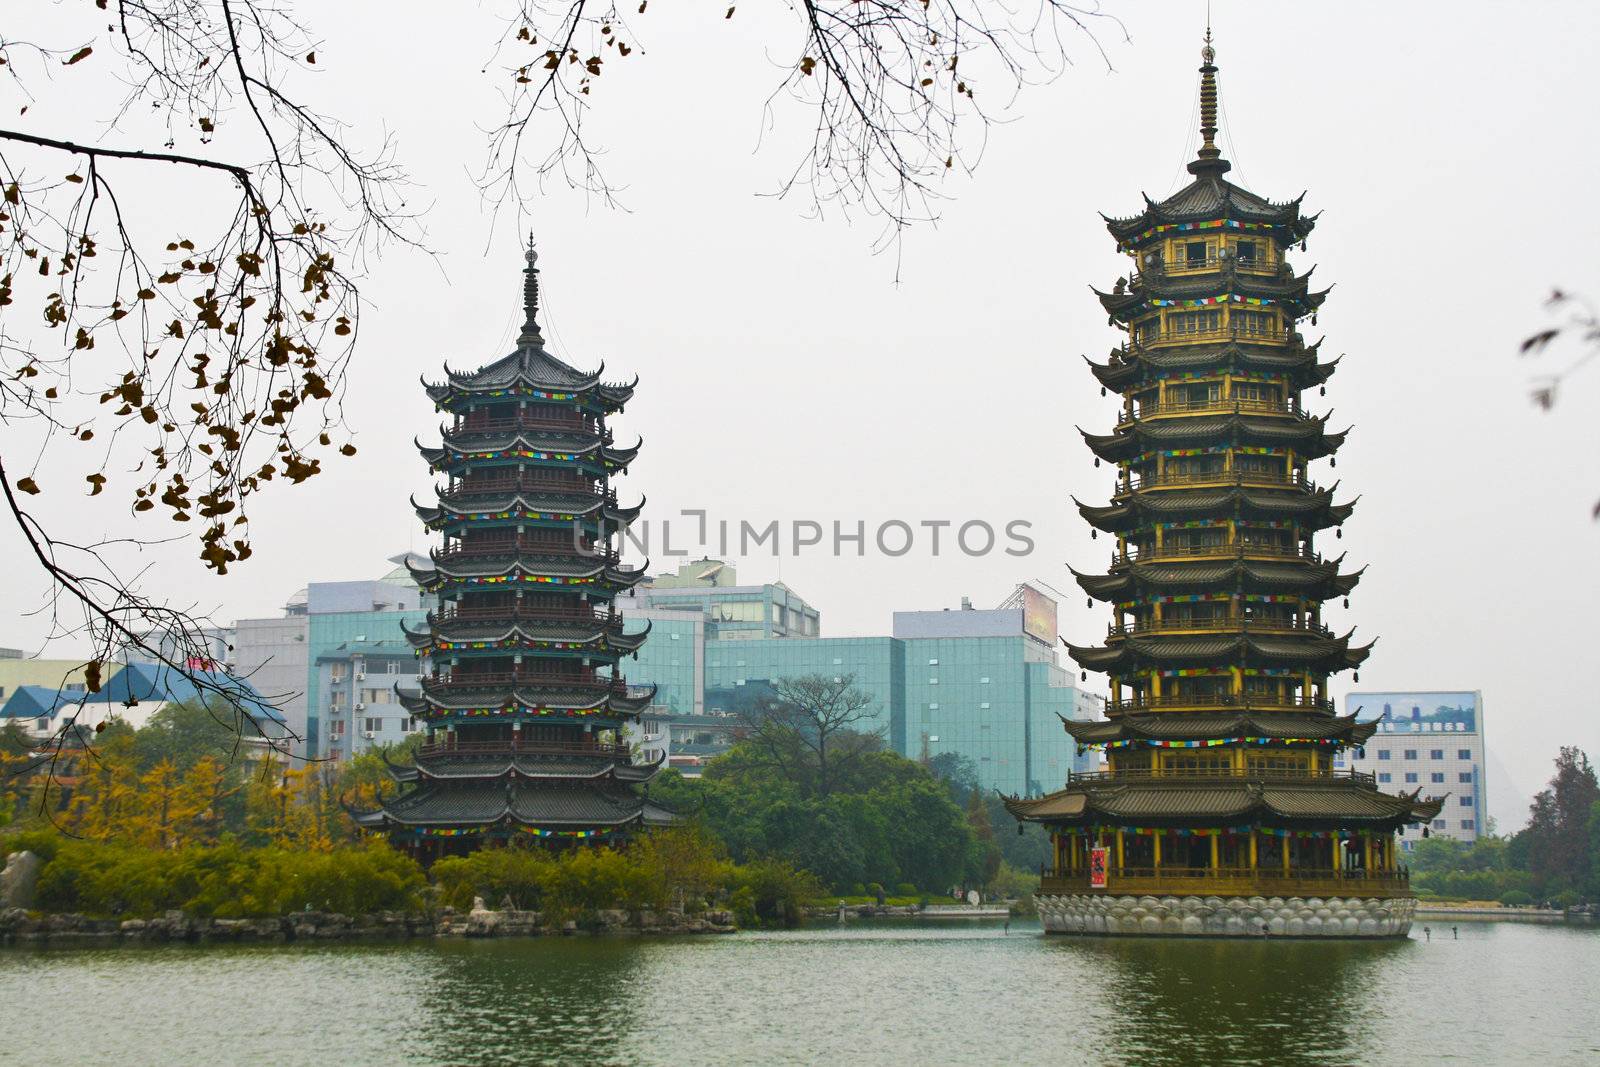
[1056,937,1401,1067]
[0,920,1596,1065]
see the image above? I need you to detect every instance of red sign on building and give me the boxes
[1089,846,1109,888]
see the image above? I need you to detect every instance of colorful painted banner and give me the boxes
[426,574,599,589]
[442,510,585,523]
[1094,737,1342,750]
[1089,847,1109,888]
[1148,294,1278,309]
[1117,217,1280,250]
[454,449,582,462]
[431,637,612,653]
[1148,369,1287,384]
[425,705,608,718]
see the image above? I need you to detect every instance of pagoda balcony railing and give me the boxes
[1106,694,1336,715]
[1066,767,1375,787]
[436,539,618,566]
[1132,325,1295,347]
[1120,469,1312,493]
[1107,617,1331,639]
[1117,542,1317,564]
[1125,397,1303,420]
[439,480,614,505]
[1132,254,1282,280]
[456,416,608,440]
[426,671,632,695]
[417,738,630,759]
[1037,866,1410,899]
[434,603,621,625]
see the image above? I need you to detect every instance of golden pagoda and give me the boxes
[1005,33,1443,937]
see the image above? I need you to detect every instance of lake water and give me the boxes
[2,919,1595,1065]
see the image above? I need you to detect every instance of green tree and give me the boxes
[1522,747,1600,895]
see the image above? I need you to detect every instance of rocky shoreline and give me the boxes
[0,904,737,945]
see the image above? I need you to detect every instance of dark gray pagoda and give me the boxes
[349,242,673,859]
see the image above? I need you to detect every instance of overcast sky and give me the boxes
[5,1,1597,831]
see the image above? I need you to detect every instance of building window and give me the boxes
[928,703,939,710]
[1461,820,1475,831]
[1378,773,1391,783]
[1431,773,1445,783]
[832,658,842,665]
[980,677,990,684]
[928,658,939,666]
[1433,820,1447,830]
[1185,240,1207,266]
[1376,750,1390,761]
[1458,749,1472,759]
[1429,749,1444,760]
[1459,796,1473,807]
[1403,749,1417,760]
[1404,773,1418,784]
[980,702,991,710]
[929,678,938,685]
[1458,772,1473,783]
[1235,240,1257,265]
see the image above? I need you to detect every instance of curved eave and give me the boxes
[1066,631,1368,674]
[1072,559,1366,603]
[1080,414,1343,463]
[1103,186,1313,246]
[1074,488,1356,535]
[1089,339,1333,391]
[1097,270,1326,321]
[1006,781,1436,828]
[1061,711,1373,745]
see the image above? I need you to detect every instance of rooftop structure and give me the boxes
[349,241,672,856]
[1338,691,1487,848]
[1008,33,1441,938]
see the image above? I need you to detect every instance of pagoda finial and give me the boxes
[1188,22,1232,177]
[519,232,543,345]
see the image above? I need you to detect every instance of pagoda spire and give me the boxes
[1188,25,1232,177]
[519,232,544,344]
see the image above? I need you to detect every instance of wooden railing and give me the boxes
[1121,469,1312,493]
[456,416,605,438]
[1106,617,1331,638]
[1134,325,1294,346]
[435,539,616,565]
[1117,542,1317,564]
[1127,397,1302,420]
[426,672,632,695]
[1038,866,1410,898]
[438,481,613,504]
[434,604,621,625]
[1106,695,1336,715]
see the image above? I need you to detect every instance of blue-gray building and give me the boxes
[620,565,1102,795]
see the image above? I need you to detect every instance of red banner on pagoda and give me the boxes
[1089,847,1109,888]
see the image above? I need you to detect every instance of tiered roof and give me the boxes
[351,241,669,845]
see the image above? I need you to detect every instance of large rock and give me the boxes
[0,851,41,910]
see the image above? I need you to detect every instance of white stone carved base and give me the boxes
[1036,894,1416,938]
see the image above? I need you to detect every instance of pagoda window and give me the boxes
[1167,381,1221,408]
[1231,381,1280,405]
[1170,310,1222,336]
[1233,453,1279,476]
[1184,240,1208,267]
[1162,753,1231,775]
[1136,317,1161,344]
[1234,240,1258,265]
[1233,310,1278,338]
[1247,753,1311,774]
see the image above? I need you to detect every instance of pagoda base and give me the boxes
[1036,893,1415,938]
